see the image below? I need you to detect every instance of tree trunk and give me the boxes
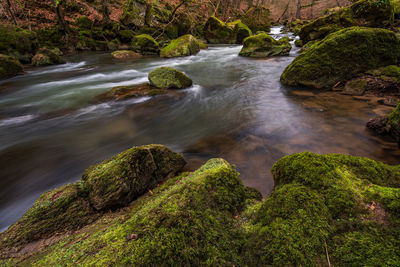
[102,0,110,24]
[5,0,18,25]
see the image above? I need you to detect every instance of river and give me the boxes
[0,27,399,231]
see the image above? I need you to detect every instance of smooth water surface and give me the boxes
[0,27,399,231]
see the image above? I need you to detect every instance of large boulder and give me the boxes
[148,67,193,89]
[82,144,186,210]
[0,54,23,79]
[204,16,236,44]
[239,33,291,58]
[299,0,395,44]
[131,34,160,55]
[0,182,97,248]
[228,20,253,44]
[31,48,66,66]
[160,34,200,58]
[0,24,38,63]
[280,27,400,89]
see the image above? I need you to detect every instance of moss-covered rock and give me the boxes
[0,24,38,63]
[131,34,159,55]
[0,54,23,80]
[93,83,166,102]
[204,16,236,44]
[294,39,303,47]
[0,182,97,248]
[82,144,186,210]
[111,50,142,60]
[239,33,291,58]
[299,0,395,44]
[281,27,400,89]
[366,65,400,83]
[388,102,400,143]
[118,29,136,43]
[342,78,368,95]
[160,34,200,58]
[228,20,252,44]
[148,67,193,89]
[31,48,66,66]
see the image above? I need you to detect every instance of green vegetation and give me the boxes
[239,33,291,58]
[31,48,66,66]
[367,65,400,83]
[148,67,193,89]
[0,54,23,79]
[131,34,160,55]
[111,50,142,59]
[299,0,395,44]
[281,27,400,89]
[1,151,399,266]
[160,34,200,58]
[388,103,400,135]
[228,20,252,44]
[204,16,236,44]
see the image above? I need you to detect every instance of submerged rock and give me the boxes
[148,67,193,89]
[204,16,236,44]
[93,83,166,102]
[299,0,395,44]
[160,34,200,58]
[111,50,142,60]
[280,27,400,89]
[342,78,368,95]
[0,54,23,79]
[82,144,186,211]
[31,48,66,66]
[367,103,400,146]
[239,33,291,58]
[131,34,159,55]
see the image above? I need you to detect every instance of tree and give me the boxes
[52,0,68,33]
[102,0,110,25]
[2,0,18,25]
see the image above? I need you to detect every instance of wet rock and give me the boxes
[82,144,186,211]
[0,182,97,247]
[281,27,400,89]
[367,116,389,135]
[239,33,291,58]
[342,78,368,96]
[93,83,166,102]
[111,50,142,60]
[204,16,236,44]
[160,34,200,58]
[31,48,66,66]
[148,67,192,89]
[0,54,23,80]
[131,34,159,55]
[294,39,303,47]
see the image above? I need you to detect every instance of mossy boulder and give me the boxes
[204,16,236,44]
[299,0,395,44]
[0,24,38,63]
[93,83,166,102]
[111,50,142,60]
[342,78,368,95]
[148,67,193,89]
[160,34,200,58]
[0,182,97,248]
[82,144,186,211]
[31,48,66,66]
[228,20,252,44]
[388,103,400,144]
[366,65,400,83]
[0,54,23,80]
[131,34,160,55]
[281,27,400,89]
[239,33,291,58]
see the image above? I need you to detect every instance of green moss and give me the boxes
[228,20,252,44]
[299,0,395,44]
[31,48,66,66]
[82,144,186,210]
[366,65,400,83]
[204,16,236,44]
[36,26,64,49]
[131,34,159,55]
[160,34,200,58]
[148,67,193,89]
[281,27,400,89]
[118,30,135,43]
[0,54,23,79]
[294,39,303,47]
[0,24,37,63]
[343,78,368,95]
[388,102,400,134]
[0,182,97,248]
[239,33,291,58]
[75,16,93,29]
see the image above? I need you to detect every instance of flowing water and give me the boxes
[0,27,399,231]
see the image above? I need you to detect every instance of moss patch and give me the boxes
[0,54,23,80]
[281,27,400,89]
[31,48,66,66]
[204,16,236,44]
[148,67,193,89]
[131,34,159,55]
[160,34,200,58]
[239,33,291,58]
